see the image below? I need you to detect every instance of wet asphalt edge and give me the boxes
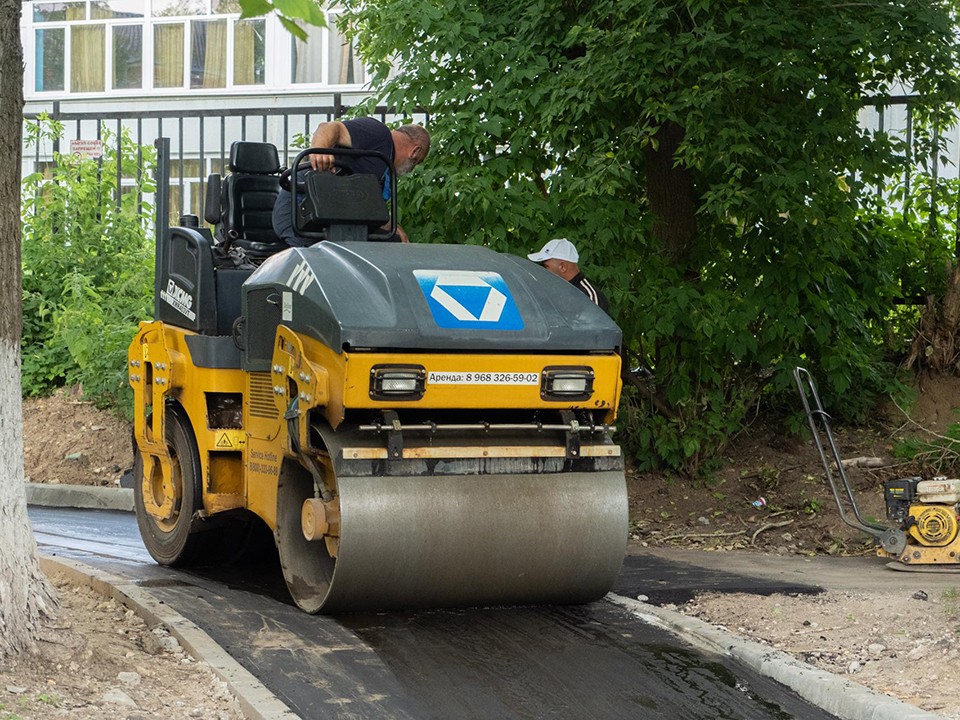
[29,484,940,720]
[607,593,942,720]
[39,554,299,720]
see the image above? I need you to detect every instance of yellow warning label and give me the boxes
[214,431,245,449]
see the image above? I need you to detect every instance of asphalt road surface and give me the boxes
[29,506,835,720]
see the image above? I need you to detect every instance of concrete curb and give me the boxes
[40,555,299,720]
[607,593,943,720]
[26,482,133,512]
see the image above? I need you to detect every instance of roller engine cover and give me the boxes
[238,241,622,372]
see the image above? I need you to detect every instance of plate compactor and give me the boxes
[128,141,628,612]
[796,367,960,570]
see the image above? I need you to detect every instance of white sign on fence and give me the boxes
[69,139,104,158]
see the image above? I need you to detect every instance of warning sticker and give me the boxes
[214,431,245,449]
[427,371,539,386]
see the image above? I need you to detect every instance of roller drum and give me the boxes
[278,468,627,613]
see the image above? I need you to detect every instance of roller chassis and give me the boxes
[130,140,629,612]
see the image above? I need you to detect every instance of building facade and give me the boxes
[21,0,380,221]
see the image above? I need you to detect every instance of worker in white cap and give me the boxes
[527,238,609,313]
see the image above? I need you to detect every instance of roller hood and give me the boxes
[242,241,621,353]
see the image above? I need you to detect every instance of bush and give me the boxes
[21,114,155,415]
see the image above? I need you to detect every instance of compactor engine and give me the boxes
[882,478,960,562]
[129,140,628,612]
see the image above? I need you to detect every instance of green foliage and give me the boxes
[238,0,324,40]
[892,419,960,474]
[21,113,155,415]
[338,0,960,472]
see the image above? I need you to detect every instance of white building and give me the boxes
[21,0,382,220]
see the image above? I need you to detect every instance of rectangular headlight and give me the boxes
[541,366,594,401]
[370,365,426,400]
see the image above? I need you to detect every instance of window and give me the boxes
[191,19,227,88]
[91,1,146,20]
[72,24,105,92]
[113,25,142,89]
[35,27,65,92]
[233,18,265,86]
[328,22,365,85]
[33,2,85,22]
[154,23,184,88]
[151,0,206,17]
[291,23,323,84]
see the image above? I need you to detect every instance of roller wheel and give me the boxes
[134,406,205,566]
[275,461,335,613]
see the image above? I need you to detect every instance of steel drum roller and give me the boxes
[277,467,628,613]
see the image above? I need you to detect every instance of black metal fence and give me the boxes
[21,94,959,230]
[22,95,415,227]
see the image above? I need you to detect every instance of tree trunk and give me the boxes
[0,0,58,659]
[904,260,960,374]
[644,120,698,265]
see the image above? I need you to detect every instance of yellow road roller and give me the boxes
[129,141,627,612]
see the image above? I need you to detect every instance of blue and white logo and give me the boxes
[414,270,524,330]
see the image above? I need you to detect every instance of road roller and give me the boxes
[796,367,960,571]
[128,140,628,612]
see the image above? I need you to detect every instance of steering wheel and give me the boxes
[279,161,353,192]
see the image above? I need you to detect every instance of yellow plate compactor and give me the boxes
[129,142,628,612]
[797,367,960,571]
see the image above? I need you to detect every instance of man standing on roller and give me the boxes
[272,117,430,246]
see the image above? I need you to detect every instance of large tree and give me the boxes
[0,0,57,657]
[339,0,960,470]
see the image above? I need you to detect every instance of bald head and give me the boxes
[392,124,431,176]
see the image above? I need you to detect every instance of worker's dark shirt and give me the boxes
[570,272,609,313]
[335,117,395,196]
[272,117,395,246]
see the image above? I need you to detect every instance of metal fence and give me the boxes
[22,94,960,231]
[22,95,417,228]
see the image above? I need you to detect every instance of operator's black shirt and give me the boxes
[338,117,395,199]
[570,272,609,313]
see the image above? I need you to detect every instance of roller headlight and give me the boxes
[370,365,426,400]
[541,366,594,401]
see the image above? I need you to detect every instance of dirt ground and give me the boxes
[0,575,241,720]
[17,379,960,718]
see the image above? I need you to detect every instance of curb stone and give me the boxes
[607,593,943,720]
[40,555,299,720]
[26,482,133,512]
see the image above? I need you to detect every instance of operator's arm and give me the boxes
[309,121,353,172]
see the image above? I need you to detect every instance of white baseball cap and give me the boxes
[527,238,579,264]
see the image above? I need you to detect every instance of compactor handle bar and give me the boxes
[794,366,907,555]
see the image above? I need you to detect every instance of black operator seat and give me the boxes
[206,141,287,263]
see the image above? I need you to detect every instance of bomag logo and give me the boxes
[160,279,196,321]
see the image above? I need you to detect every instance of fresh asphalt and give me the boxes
[26,487,944,720]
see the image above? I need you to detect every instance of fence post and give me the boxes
[154,137,171,320]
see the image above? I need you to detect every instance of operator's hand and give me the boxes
[310,152,337,172]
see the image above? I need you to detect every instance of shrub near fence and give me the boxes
[21,113,155,416]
